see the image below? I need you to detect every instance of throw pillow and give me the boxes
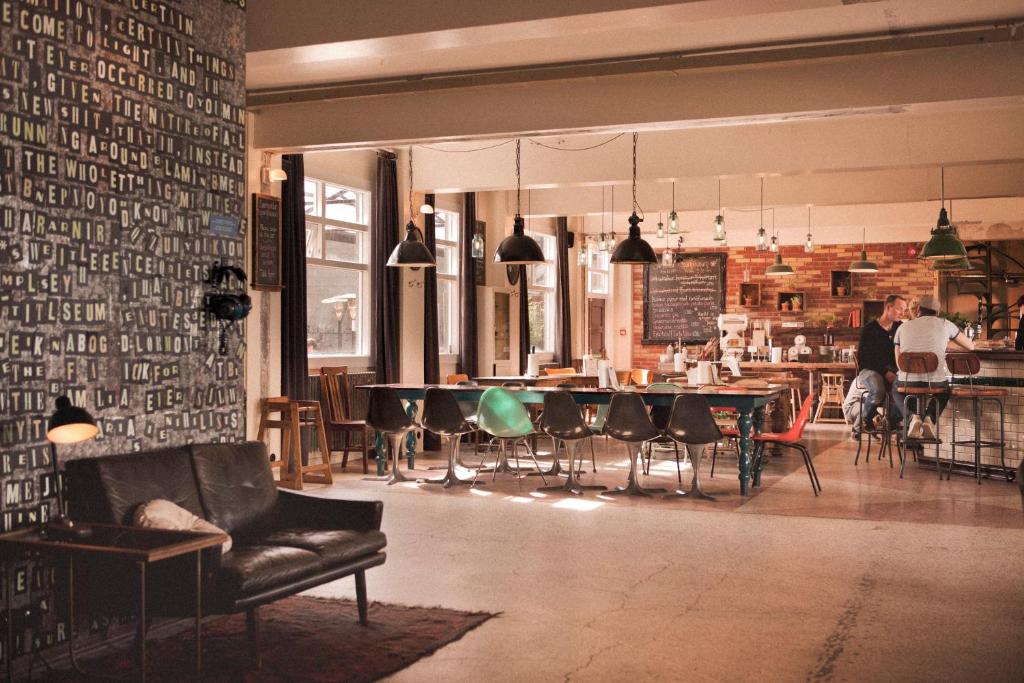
[132,499,233,553]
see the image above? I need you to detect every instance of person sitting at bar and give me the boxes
[1016,295,1023,351]
[891,294,974,439]
[843,294,907,438]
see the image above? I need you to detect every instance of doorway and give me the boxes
[588,298,606,356]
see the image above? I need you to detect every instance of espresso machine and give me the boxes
[717,314,749,362]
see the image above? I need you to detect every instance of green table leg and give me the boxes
[752,406,766,487]
[404,401,417,470]
[737,409,753,496]
[374,430,386,477]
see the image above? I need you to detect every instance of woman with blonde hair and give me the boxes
[906,297,921,320]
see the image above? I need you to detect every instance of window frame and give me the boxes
[433,207,460,357]
[304,178,372,365]
[586,241,610,297]
[527,232,557,355]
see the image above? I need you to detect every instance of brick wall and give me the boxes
[631,243,937,367]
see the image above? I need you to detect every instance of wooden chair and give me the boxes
[257,397,333,490]
[813,373,846,423]
[446,373,470,384]
[543,367,576,376]
[319,367,371,474]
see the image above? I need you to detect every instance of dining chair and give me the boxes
[419,388,480,488]
[537,391,606,495]
[642,382,684,483]
[629,368,653,386]
[662,394,723,500]
[895,351,946,479]
[543,367,576,376]
[365,387,416,485]
[602,393,666,497]
[752,393,821,496]
[319,367,370,473]
[446,373,470,384]
[474,387,547,487]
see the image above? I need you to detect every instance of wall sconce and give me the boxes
[260,151,288,184]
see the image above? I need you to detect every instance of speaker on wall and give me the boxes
[567,232,575,249]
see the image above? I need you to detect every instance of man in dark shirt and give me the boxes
[843,294,907,437]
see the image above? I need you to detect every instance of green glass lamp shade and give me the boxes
[387,222,436,268]
[848,249,878,273]
[494,215,545,264]
[610,212,657,264]
[765,252,795,276]
[920,208,968,261]
[47,396,99,444]
[931,256,971,271]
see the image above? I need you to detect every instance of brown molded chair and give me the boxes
[319,367,371,474]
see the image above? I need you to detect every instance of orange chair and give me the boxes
[446,373,470,384]
[629,369,653,386]
[543,367,576,376]
[751,393,821,496]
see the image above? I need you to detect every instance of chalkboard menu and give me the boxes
[252,193,283,290]
[643,254,726,344]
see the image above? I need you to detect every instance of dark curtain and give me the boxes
[554,216,572,367]
[372,151,400,383]
[422,194,440,450]
[458,192,478,377]
[518,265,529,373]
[280,154,308,400]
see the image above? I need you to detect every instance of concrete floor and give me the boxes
[298,425,1024,682]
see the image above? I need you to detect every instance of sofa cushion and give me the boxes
[262,529,387,566]
[217,544,323,598]
[66,447,203,525]
[132,499,233,553]
[190,442,277,539]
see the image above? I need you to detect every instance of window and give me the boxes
[434,208,460,356]
[586,244,610,296]
[527,232,557,353]
[304,178,371,358]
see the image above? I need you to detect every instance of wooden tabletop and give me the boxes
[739,361,856,371]
[368,383,788,398]
[0,522,228,562]
[474,374,597,385]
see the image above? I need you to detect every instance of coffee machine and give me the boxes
[717,314,749,361]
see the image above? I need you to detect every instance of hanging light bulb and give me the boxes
[668,181,679,234]
[611,133,657,264]
[713,177,726,242]
[494,139,545,264]
[756,177,768,251]
[598,232,608,252]
[769,235,779,253]
[657,213,665,239]
[804,205,815,253]
[387,147,436,268]
[661,245,674,266]
[578,240,588,267]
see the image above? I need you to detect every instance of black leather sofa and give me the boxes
[65,441,386,657]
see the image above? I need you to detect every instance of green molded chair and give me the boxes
[474,387,547,487]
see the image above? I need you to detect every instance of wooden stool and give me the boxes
[813,373,846,423]
[256,397,334,490]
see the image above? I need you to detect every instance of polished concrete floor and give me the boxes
[297,425,1024,682]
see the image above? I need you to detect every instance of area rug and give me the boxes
[40,596,497,682]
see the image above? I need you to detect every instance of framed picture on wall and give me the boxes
[473,220,486,286]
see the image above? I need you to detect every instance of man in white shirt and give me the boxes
[892,294,974,439]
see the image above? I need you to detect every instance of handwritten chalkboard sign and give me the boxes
[643,253,726,344]
[251,193,283,291]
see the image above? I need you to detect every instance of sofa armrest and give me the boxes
[273,490,383,531]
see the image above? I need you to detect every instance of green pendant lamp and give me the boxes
[921,167,967,261]
[610,133,657,265]
[494,139,545,264]
[388,148,437,268]
[849,227,878,273]
[765,207,794,276]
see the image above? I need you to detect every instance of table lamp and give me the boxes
[45,396,99,539]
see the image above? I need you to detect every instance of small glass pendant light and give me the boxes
[657,213,665,239]
[755,177,768,252]
[668,181,679,234]
[578,238,588,267]
[804,205,815,253]
[598,232,608,252]
[471,229,485,259]
[713,177,726,242]
[769,235,779,253]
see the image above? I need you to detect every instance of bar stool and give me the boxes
[474,387,547,487]
[895,352,946,479]
[663,394,723,500]
[256,397,333,490]
[854,391,895,468]
[419,388,480,488]
[947,352,1009,484]
[813,373,846,423]
[603,393,667,497]
[537,391,606,495]
[366,387,416,485]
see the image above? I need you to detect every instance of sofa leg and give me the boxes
[355,570,368,625]
[246,607,262,670]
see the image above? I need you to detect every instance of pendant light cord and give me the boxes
[408,147,415,220]
[631,132,640,215]
[515,138,522,216]
[717,177,722,214]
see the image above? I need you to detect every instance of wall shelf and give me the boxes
[739,283,761,307]
[777,292,806,313]
[830,270,852,297]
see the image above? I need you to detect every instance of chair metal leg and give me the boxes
[605,442,666,496]
[710,441,718,478]
[538,440,606,494]
[422,435,480,487]
[386,434,411,484]
[665,443,715,500]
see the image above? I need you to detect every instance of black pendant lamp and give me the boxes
[494,139,545,264]
[387,147,436,268]
[610,133,657,265]
[921,168,968,261]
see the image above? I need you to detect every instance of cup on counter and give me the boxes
[771,348,783,364]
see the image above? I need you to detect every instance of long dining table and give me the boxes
[360,383,786,495]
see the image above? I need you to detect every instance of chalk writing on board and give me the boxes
[251,193,282,290]
[643,254,726,344]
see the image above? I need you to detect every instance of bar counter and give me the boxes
[937,348,1023,477]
